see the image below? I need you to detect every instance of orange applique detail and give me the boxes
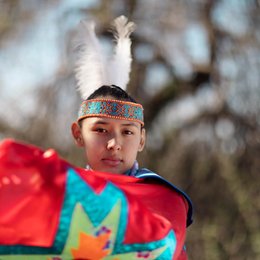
[71,231,111,260]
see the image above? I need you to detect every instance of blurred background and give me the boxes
[0,0,259,259]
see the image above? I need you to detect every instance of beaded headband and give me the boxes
[78,99,144,126]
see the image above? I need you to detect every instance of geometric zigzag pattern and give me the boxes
[0,168,176,259]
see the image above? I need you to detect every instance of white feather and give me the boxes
[108,16,136,90]
[74,16,135,99]
[74,20,109,100]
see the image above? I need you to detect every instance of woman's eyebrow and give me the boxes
[92,120,109,125]
[121,123,139,128]
[91,120,139,128]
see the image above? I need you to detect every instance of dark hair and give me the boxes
[87,85,137,103]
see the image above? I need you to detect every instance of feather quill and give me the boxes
[74,16,135,99]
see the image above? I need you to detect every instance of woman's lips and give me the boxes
[102,158,122,167]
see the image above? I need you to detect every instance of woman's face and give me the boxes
[72,117,145,174]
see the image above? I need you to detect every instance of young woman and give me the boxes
[70,15,193,259]
[71,84,193,259]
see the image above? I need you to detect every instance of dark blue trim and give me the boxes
[134,169,193,227]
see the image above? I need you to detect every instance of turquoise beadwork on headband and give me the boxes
[78,99,144,125]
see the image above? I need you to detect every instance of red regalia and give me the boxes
[0,139,192,259]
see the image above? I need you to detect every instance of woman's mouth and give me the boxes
[102,158,122,167]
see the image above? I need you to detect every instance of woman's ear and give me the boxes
[71,122,84,147]
[138,128,146,152]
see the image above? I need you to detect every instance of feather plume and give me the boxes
[74,16,135,99]
[74,20,109,100]
[108,16,136,90]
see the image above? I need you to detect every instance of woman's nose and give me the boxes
[107,137,121,151]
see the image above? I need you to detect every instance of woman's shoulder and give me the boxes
[134,168,193,227]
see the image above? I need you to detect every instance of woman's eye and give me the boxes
[124,130,133,135]
[96,128,107,133]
